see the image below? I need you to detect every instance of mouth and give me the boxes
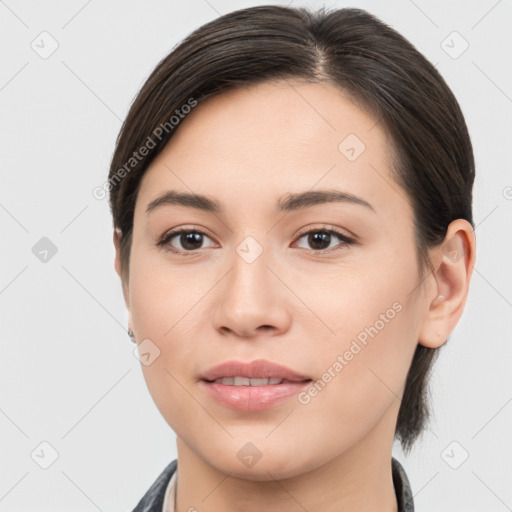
[208,377,290,386]
[200,359,313,411]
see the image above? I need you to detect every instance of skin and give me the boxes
[114,79,475,512]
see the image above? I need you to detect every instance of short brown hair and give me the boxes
[108,5,475,452]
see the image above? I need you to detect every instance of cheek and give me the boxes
[292,300,419,458]
[296,247,419,354]
[128,241,210,337]
[128,245,223,433]
[296,250,421,410]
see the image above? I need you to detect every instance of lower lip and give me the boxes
[201,380,311,411]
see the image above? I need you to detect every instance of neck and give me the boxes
[174,408,400,512]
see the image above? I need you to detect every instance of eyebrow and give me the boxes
[145,189,375,215]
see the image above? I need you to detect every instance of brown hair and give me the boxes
[108,5,475,452]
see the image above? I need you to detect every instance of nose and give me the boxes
[212,243,291,340]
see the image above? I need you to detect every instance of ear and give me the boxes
[113,228,130,310]
[418,219,476,348]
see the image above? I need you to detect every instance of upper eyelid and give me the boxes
[161,225,351,239]
[294,224,354,239]
[160,225,215,243]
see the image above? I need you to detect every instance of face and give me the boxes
[122,80,430,480]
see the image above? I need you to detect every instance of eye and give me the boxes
[157,226,356,255]
[157,228,215,254]
[293,227,355,253]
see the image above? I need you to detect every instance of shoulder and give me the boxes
[131,459,178,512]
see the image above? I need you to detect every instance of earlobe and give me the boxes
[418,219,476,349]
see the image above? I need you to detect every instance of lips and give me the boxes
[201,359,312,383]
[200,359,312,411]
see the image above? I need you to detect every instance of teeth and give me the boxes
[249,378,270,386]
[213,377,284,386]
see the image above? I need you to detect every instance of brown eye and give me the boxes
[159,229,214,252]
[295,229,355,253]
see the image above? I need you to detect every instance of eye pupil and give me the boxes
[181,232,203,250]
[308,231,331,250]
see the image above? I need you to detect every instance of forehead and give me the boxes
[135,79,407,219]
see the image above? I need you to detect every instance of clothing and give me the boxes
[131,457,414,512]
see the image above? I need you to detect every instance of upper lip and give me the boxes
[201,359,312,382]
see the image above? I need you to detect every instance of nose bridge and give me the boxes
[229,234,274,307]
[213,233,288,336]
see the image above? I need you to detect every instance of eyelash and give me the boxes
[157,225,356,256]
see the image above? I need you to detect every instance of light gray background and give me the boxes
[1,0,511,510]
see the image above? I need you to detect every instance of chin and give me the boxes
[213,455,304,482]
[195,436,325,482]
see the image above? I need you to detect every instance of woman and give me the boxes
[108,5,476,511]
